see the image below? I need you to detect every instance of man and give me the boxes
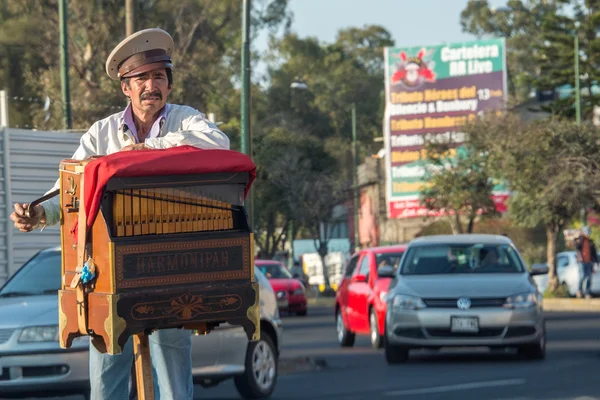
[9,28,229,400]
[575,226,598,299]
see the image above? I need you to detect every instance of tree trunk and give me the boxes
[546,223,560,292]
[313,234,331,290]
[467,214,476,233]
[455,213,463,234]
[446,216,458,234]
[318,243,331,290]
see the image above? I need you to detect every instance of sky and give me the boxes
[254,0,508,73]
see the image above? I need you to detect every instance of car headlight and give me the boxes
[19,325,59,342]
[379,291,388,302]
[391,294,426,310]
[504,291,538,309]
[276,291,287,299]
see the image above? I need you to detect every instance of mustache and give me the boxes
[140,91,162,101]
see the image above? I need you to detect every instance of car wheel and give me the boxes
[518,323,546,360]
[383,325,409,364]
[234,331,278,399]
[296,309,307,316]
[369,309,382,349]
[336,309,355,347]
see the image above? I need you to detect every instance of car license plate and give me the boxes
[451,317,479,333]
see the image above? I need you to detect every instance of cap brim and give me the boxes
[121,61,173,79]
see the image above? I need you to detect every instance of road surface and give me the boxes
[197,306,600,400]
[3,306,600,399]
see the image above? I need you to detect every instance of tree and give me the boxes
[251,120,335,258]
[419,140,498,234]
[0,0,292,131]
[467,112,600,292]
[531,1,600,119]
[460,0,561,102]
[460,0,599,120]
[265,26,394,181]
[272,152,347,290]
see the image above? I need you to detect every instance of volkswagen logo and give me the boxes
[457,297,471,310]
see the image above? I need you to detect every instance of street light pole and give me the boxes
[241,0,253,229]
[352,103,359,251]
[58,0,71,129]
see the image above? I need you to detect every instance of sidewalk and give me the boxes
[542,298,600,312]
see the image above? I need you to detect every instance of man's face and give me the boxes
[121,68,171,115]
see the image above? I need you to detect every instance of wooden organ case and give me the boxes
[56,155,259,367]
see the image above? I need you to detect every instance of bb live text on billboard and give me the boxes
[383,38,508,219]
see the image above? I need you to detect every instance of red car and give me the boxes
[255,260,308,316]
[335,244,407,349]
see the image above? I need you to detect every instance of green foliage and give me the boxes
[465,111,600,292]
[419,139,498,234]
[0,0,292,131]
[460,0,561,102]
[460,0,599,119]
[543,283,571,298]
[265,26,394,176]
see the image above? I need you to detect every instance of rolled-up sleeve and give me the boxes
[40,129,97,227]
[144,112,230,150]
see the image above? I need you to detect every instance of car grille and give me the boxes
[422,298,506,308]
[0,329,15,344]
[426,327,505,338]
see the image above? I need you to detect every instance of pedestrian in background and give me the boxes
[575,227,598,299]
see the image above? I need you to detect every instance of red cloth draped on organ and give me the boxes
[74,146,256,236]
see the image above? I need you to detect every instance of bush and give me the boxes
[543,283,571,299]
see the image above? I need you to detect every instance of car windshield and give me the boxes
[375,251,405,271]
[257,263,293,279]
[0,250,62,296]
[400,244,525,275]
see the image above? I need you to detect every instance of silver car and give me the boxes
[381,234,547,364]
[532,251,600,297]
[0,247,282,399]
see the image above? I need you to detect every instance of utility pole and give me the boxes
[126,0,135,36]
[574,35,586,226]
[58,0,72,129]
[575,35,581,126]
[241,0,253,229]
[352,103,359,251]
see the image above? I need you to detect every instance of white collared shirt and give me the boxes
[40,103,230,226]
[122,102,167,142]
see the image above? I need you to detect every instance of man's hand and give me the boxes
[121,144,148,151]
[10,203,46,232]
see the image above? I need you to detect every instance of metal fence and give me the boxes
[0,127,82,285]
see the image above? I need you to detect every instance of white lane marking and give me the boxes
[384,379,527,396]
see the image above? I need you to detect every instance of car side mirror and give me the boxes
[530,263,549,276]
[352,274,367,283]
[377,265,395,278]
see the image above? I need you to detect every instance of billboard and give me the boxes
[383,39,508,219]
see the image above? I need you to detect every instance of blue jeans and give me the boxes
[89,328,193,400]
[579,262,594,296]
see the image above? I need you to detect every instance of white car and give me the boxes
[0,247,282,399]
[532,251,600,297]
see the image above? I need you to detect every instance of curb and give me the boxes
[307,297,336,307]
[305,297,600,312]
[543,298,600,312]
